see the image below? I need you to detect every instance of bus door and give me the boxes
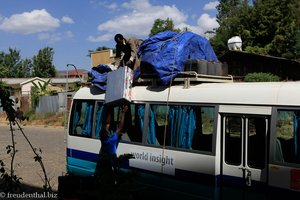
[221,114,269,188]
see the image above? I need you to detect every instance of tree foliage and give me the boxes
[244,72,280,82]
[32,79,52,96]
[210,0,300,60]
[149,18,181,37]
[32,47,56,78]
[15,58,33,78]
[0,48,26,78]
[0,81,15,122]
[31,79,52,107]
[0,46,56,78]
[0,52,9,78]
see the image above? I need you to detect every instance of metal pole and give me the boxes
[66,63,83,83]
[63,64,69,143]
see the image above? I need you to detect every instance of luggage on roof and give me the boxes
[138,31,218,85]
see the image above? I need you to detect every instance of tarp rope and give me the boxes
[161,52,177,174]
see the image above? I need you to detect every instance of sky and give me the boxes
[0,0,220,71]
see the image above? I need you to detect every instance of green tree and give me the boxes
[210,0,300,60]
[247,0,300,59]
[0,48,23,78]
[7,48,22,77]
[0,51,9,78]
[32,47,56,78]
[149,18,181,37]
[210,0,252,57]
[31,79,52,107]
[32,79,52,96]
[15,58,32,78]
[0,48,33,78]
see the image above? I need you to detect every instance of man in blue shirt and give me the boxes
[94,105,128,182]
[100,105,128,154]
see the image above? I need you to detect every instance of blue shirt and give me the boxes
[100,132,118,154]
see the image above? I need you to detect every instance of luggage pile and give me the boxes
[138,31,226,85]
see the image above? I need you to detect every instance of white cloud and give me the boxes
[197,13,219,33]
[38,31,74,43]
[106,3,118,10]
[88,0,220,42]
[88,0,187,42]
[175,13,219,39]
[61,16,74,24]
[0,9,60,34]
[89,1,119,11]
[203,1,219,10]
[121,0,152,10]
[87,33,113,42]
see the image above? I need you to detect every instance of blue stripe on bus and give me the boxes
[66,148,218,186]
[67,157,96,176]
[67,148,98,162]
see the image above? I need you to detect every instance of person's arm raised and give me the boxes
[116,105,128,136]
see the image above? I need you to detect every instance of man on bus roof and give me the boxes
[114,33,143,70]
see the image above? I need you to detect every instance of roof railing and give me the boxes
[135,71,233,88]
[83,70,234,89]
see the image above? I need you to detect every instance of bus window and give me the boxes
[93,103,144,143]
[194,107,215,152]
[120,104,144,143]
[248,117,266,169]
[275,110,300,164]
[94,102,105,138]
[147,104,214,152]
[69,100,95,137]
[225,116,242,165]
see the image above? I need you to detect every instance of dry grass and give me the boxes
[0,112,65,127]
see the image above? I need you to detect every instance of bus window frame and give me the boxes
[69,99,218,155]
[270,107,300,167]
[92,100,105,139]
[140,102,217,155]
[69,99,96,138]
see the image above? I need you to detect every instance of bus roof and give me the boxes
[73,81,300,107]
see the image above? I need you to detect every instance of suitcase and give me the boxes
[105,66,133,105]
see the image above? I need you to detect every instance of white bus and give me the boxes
[65,80,300,199]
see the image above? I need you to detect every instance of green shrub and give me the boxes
[244,72,280,82]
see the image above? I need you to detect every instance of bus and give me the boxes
[65,79,300,199]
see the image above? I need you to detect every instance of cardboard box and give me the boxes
[105,66,133,105]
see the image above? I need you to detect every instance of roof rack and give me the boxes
[82,71,234,89]
[135,71,233,88]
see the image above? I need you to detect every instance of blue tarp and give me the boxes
[88,64,112,91]
[138,31,218,85]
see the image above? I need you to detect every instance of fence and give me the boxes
[0,92,75,115]
[35,92,75,113]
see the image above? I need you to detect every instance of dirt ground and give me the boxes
[0,124,66,193]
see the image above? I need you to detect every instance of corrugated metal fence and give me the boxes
[0,92,74,114]
[35,92,75,113]
[35,95,59,113]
